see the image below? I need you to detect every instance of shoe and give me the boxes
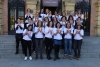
[57,57,60,59]
[24,57,28,61]
[63,55,67,59]
[53,57,57,61]
[33,51,36,54]
[15,49,19,54]
[15,52,18,54]
[35,54,38,60]
[29,56,32,60]
[47,56,52,60]
[69,56,72,60]
[40,55,43,60]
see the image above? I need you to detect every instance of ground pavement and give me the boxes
[0,58,100,67]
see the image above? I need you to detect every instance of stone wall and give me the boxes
[2,0,8,35]
[0,0,3,34]
[62,0,75,15]
[95,0,100,36]
[26,0,38,16]
[90,0,98,36]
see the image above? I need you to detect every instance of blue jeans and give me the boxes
[64,39,72,55]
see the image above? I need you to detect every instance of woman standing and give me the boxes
[52,17,58,28]
[34,21,44,60]
[44,21,53,60]
[73,25,84,60]
[25,8,33,28]
[23,25,33,61]
[63,23,73,60]
[15,18,24,54]
[68,15,75,49]
[53,22,63,61]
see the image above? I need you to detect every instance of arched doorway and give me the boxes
[40,0,62,15]
[8,0,25,35]
[75,0,91,36]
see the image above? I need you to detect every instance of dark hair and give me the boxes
[28,17,32,20]
[44,17,49,21]
[62,11,66,16]
[76,25,83,29]
[55,22,62,28]
[37,21,43,27]
[54,10,58,14]
[77,17,81,21]
[66,22,71,28]
[68,15,74,21]
[16,18,21,24]
[61,16,67,21]
[47,21,54,27]
[27,8,31,12]
[27,24,32,31]
[53,17,58,22]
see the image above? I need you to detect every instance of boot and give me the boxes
[53,46,57,61]
[15,49,19,54]
[40,54,43,60]
[35,54,38,60]
[47,50,52,60]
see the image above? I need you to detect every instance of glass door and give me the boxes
[8,0,25,35]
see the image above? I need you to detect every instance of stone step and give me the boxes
[0,35,100,58]
[0,53,99,58]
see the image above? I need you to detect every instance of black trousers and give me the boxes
[23,40,32,56]
[74,40,82,57]
[45,37,53,57]
[32,33,36,52]
[15,33,24,53]
[54,45,60,58]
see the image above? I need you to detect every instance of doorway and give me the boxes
[75,0,91,36]
[8,0,25,35]
[44,7,57,15]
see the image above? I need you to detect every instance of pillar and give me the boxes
[26,0,38,16]
[95,0,100,36]
[64,1,75,15]
[0,0,3,35]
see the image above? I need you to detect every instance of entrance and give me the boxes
[44,7,57,14]
[8,0,25,35]
[75,0,91,36]
[41,0,62,15]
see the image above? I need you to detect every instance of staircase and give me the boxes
[0,35,100,58]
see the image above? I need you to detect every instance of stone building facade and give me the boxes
[0,0,100,36]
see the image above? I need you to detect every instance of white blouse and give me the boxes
[23,29,33,41]
[74,29,84,40]
[27,23,34,33]
[34,27,44,38]
[44,26,53,38]
[43,22,48,28]
[15,23,24,34]
[33,17,42,25]
[53,28,63,40]
[25,14,33,23]
[60,21,67,31]
[64,28,73,39]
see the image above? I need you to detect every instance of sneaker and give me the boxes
[29,56,32,60]
[63,55,67,59]
[69,56,72,60]
[24,57,27,61]
[33,51,36,54]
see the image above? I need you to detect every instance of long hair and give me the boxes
[47,21,54,27]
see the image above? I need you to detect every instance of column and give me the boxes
[95,1,100,36]
[64,1,75,15]
[26,0,38,16]
[0,0,3,35]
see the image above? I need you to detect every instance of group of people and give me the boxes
[15,8,84,61]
